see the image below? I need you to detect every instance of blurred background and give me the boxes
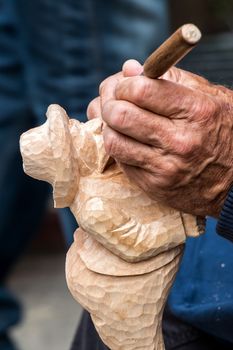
[1,0,233,350]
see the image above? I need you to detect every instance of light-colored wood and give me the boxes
[19,24,203,349]
[20,105,79,208]
[143,24,201,78]
[20,104,205,350]
[72,229,183,276]
[66,229,183,350]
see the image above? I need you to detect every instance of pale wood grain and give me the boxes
[20,102,204,350]
[19,22,204,350]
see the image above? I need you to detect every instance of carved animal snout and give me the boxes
[20,121,55,184]
[20,104,79,208]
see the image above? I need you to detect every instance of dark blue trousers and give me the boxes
[71,307,233,350]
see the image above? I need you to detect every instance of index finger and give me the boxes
[115,75,207,118]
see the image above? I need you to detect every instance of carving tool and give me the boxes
[102,23,201,172]
[143,23,201,78]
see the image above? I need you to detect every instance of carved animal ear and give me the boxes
[87,118,114,173]
[46,104,79,208]
[69,119,99,176]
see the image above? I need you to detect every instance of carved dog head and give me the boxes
[20,104,109,208]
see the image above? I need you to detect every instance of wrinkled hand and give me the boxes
[87,60,233,218]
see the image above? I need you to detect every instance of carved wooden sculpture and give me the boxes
[20,25,204,350]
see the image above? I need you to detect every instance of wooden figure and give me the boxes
[20,24,204,350]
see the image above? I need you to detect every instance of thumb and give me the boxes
[122,59,143,77]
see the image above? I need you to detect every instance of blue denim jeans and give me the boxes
[0,0,169,348]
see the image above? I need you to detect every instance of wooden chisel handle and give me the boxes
[101,24,201,173]
[143,23,201,79]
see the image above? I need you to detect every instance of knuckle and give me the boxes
[102,99,116,122]
[103,101,128,129]
[130,77,152,105]
[162,161,177,177]
[172,133,197,157]
[112,103,128,129]
[159,162,178,188]
[191,96,217,123]
[102,98,114,113]
[205,97,217,115]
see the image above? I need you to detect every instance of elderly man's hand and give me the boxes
[88,60,233,218]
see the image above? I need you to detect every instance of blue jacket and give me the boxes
[169,218,233,343]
